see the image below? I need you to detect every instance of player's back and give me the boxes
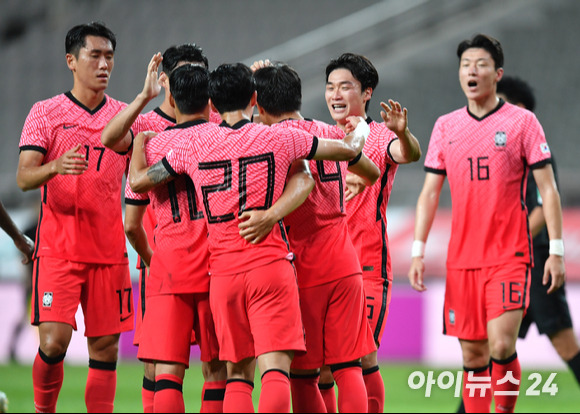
[276,118,362,288]
[167,119,316,275]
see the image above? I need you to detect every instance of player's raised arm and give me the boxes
[128,131,174,194]
[17,144,88,191]
[408,172,445,292]
[239,160,315,244]
[380,100,422,164]
[313,116,369,161]
[532,164,566,294]
[124,204,153,267]
[101,53,163,152]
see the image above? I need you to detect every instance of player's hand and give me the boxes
[344,116,364,134]
[134,131,157,147]
[250,59,272,72]
[140,52,163,101]
[55,144,89,175]
[344,172,367,202]
[238,210,275,244]
[408,257,427,292]
[15,234,34,265]
[543,255,566,294]
[380,100,408,136]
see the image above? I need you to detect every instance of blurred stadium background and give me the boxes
[0,0,579,411]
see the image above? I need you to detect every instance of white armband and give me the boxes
[549,239,565,256]
[411,240,425,258]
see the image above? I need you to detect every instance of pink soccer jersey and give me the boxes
[346,119,400,284]
[164,119,317,275]
[424,101,552,269]
[19,92,129,264]
[138,120,212,294]
[277,119,362,288]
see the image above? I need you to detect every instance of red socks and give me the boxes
[290,373,327,413]
[318,381,337,413]
[331,363,368,413]
[85,359,117,413]
[142,376,155,413]
[154,373,184,413]
[32,349,65,413]
[259,370,291,413]
[462,366,492,413]
[491,353,521,413]
[363,366,385,413]
[201,380,227,413]
[223,379,254,413]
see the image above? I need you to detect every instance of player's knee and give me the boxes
[39,339,68,359]
[489,338,516,360]
[202,359,227,381]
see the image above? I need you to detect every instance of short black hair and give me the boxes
[162,43,208,75]
[169,64,210,114]
[254,63,302,116]
[496,76,535,112]
[209,63,255,114]
[65,22,116,57]
[457,34,504,69]
[325,53,379,111]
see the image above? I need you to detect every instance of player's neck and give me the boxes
[175,106,209,124]
[274,111,303,124]
[69,87,106,111]
[221,110,252,126]
[159,99,176,120]
[467,94,500,118]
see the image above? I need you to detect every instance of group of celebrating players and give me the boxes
[14,20,573,414]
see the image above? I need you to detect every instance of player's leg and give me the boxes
[224,358,256,413]
[257,351,295,413]
[362,351,384,413]
[318,365,337,413]
[134,266,155,413]
[153,362,187,413]
[83,263,133,413]
[201,359,228,413]
[31,257,81,413]
[141,362,155,413]
[459,339,491,413]
[549,328,580,385]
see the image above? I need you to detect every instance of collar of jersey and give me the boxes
[166,119,207,130]
[154,107,177,123]
[65,91,106,115]
[220,119,251,129]
[467,98,505,121]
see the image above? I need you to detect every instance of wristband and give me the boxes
[411,240,425,258]
[353,117,370,138]
[549,239,565,256]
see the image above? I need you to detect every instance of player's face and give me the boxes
[68,35,114,92]
[325,68,371,126]
[458,48,502,102]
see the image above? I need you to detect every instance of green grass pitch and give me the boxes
[0,362,577,412]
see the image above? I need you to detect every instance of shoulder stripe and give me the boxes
[306,136,318,160]
[424,166,446,175]
[20,145,46,155]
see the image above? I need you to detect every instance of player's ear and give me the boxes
[209,98,219,115]
[169,93,175,109]
[66,53,76,72]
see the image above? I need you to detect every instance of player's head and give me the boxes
[457,34,503,70]
[65,22,116,57]
[253,63,302,117]
[209,63,256,114]
[325,53,378,123]
[169,64,210,115]
[496,76,535,112]
[162,43,209,75]
[456,34,504,102]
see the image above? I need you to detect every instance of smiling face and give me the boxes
[459,47,503,104]
[67,35,114,93]
[325,68,372,127]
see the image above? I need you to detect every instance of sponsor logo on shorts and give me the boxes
[449,309,455,325]
[42,292,53,307]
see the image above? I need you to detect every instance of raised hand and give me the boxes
[141,52,163,101]
[380,99,408,136]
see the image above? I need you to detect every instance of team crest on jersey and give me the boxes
[540,142,551,154]
[42,292,53,307]
[494,131,507,148]
[449,309,455,325]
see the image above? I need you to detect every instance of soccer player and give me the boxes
[247,62,379,413]
[496,77,580,386]
[128,62,371,413]
[100,43,224,413]
[408,35,566,413]
[0,200,34,264]
[318,52,422,413]
[16,22,133,413]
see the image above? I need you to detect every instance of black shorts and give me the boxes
[518,248,573,338]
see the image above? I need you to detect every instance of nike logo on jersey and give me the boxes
[63,124,78,129]
[120,315,132,322]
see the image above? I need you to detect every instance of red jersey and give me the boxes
[164,119,317,275]
[125,108,177,269]
[424,100,552,268]
[278,119,362,288]
[346,119,399,283]
[19,92,129,264]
